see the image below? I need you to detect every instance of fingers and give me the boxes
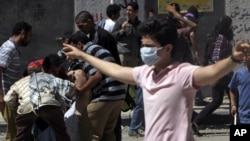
[234,42,250,61]
[241,43,250,58]
[62,43,73,52]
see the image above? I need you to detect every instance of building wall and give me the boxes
[0,0,74,72]
[74,0,146,26]
[226,0,250,43]
[0,0,248,95]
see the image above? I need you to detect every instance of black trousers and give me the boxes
[14,105,70,141]
[194,73,232,125]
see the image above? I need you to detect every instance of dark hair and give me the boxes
[43,54,63,72]
[149,8,154,13]
[106,4,121,18]
[170,3,180,13]
[12,21,32,36]
[75,10,93,23]
[62,31,73,42]
[69,31,90,44]
[187,6,199,19]
[127,2,139,11]
[212,15,233,41]
[138,16,178,57]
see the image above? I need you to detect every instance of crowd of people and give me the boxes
[0,2,250,141]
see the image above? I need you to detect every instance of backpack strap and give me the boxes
[124,84,136,109]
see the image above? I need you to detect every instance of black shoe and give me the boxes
[192,122,202,136]
[128,131,144,137]
[139,126,145,131]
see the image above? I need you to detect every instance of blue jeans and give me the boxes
[129,86,145,132]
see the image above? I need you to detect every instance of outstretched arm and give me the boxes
[193,42,250,87]
[63,43,136,85]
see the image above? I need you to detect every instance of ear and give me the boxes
[77,41,83,49]
[165,44,173,53]
[20,29,26,37]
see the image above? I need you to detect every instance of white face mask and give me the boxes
[140,47,163,66]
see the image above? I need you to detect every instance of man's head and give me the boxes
[12,21,32,47]
[106,4,121,21]
[75,11,95,34]
[42,54,64,77]
[22,59,44,77]
[69,31,90,50]
[170,3,180,14]
[126,2,139,21]
[62,31,73,44]
[184,6,199,24]
[148,8,155,18]
[138,16,178,57]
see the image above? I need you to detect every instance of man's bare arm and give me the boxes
[193,42,250,87]
[63,44,136,85]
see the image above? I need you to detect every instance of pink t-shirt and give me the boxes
[133,62,199,141]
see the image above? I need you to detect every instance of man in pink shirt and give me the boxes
[62,16,250,141]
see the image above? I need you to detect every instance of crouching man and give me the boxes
[4,54,77,141]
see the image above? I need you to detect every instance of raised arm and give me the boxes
[63,43,136,85]
[111,18,127,39]
[193,42,250,87]
[166,5,197,30]
[189,31,200,63]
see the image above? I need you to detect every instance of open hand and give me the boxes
[62,43,84,61]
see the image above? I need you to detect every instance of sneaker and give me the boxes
[192,122,202,136]
[128,131,144,137]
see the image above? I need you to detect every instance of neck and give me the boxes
[129,16,137,23]
[154,58,173,74]
[10,35,21,46]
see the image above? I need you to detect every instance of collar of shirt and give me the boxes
[152,61,180,80]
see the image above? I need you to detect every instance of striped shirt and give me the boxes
[0,39,22,94]
[83,42,125,101]
[4,72,75,114]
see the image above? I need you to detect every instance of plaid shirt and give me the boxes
[4,72,75,114]
[207,34,232,64]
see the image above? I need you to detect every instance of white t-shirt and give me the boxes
[133,62,199,141]
[104,19,115,33]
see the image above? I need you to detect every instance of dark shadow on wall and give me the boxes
[0,0,74,72]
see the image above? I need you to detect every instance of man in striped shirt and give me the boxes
[0,21,32,141]
[68,31,125,141]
